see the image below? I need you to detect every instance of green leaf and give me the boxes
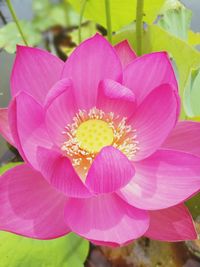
[70,22,97,45]
[188,30,200,46]
[152,0,200,117]
[158,2,192,41]
[149,24,200,117]
[157,1,200,48]
[183,67,200,117]
[160,0,183,10]
[188,116,200,122]
[32,1,81,31]
[112,22,151,55]
[0,232,89,267]
[0,162,22,175]
[32,0,50,12]
[68,0,165,31]
[0,21,41,53]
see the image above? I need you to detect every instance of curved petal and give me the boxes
[96,79,137,118]
[123,52,178,104]
[163,121,200,157]
[15,92,53,169]
[130,84,179,161]
[0,164,69,239]
[11,45,64,104]
[114,40,137,68]
[37,147,91,198]
[119,149,200,210]
[8,98,28,161]
[86,146,135,194]
[45,79,77,147]
[145,204,197,241]
[0,108,14,145]
[61,34,122,110]
[64,194,149,246]
[90,239,133,247]
[89,239,124,247]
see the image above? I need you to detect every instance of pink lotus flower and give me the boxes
[0,34,200,246]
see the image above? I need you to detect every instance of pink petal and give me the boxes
[86,146,135,194]
[0,108,14,145]
[0,164,69,239]
[114,40,137,68]
[11,46,64,104]
[145,204,197,241]
[130,84,179,161]
[119,149,200,210]
[44,79,77,147]
[64,193,149,246]
[163,121,200,157]
[61,34,122,110]
[37,147,91,198]
[96,79,137,118]
[15,92,53,169]
[90,238,133,247]
[8,98,27,161]
[123,52,178,104]
[89,239,123,248]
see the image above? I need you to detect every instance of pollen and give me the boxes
[61,108,139,179]
[76,119,114,153]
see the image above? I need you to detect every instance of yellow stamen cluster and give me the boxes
[76,119,114,153]
[61,108,139,178]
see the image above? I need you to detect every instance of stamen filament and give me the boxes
[61,107,139,178]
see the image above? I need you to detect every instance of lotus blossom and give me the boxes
[0,34,200,246]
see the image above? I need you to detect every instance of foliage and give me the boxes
[0,232,89,267]
[188,30,200,47]
[0,21,41,53]
[152,1,200,117]
[149,24,200,116]
[158,1,192,41]
[32,0,81,31]
[68,0,165,31]
[0,162,22,175]
[70,21,97,44]
[184,67,200,117]
[0,0,82,53]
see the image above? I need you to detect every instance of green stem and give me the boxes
[78,0,87,44]
[105,0,112,44]
[6,0,28,46]
[136,0,144,56]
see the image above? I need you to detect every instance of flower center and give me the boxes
[61,108,139,179]
[76,119,114,153]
